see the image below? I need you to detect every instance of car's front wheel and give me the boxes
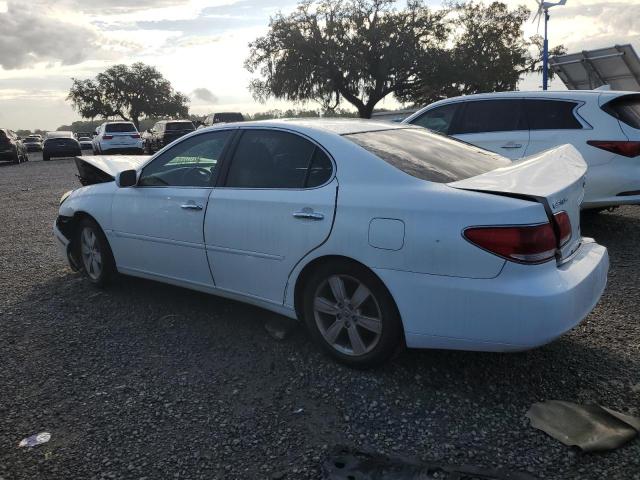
[76,218,116,287]
[302,260,403,368]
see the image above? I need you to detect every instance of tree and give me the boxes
[67,63,189,130]
[245,0,448,118]
[247,1,566,114]
[398,2,567,103]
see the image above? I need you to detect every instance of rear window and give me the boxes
[105,123,136,133]
[603,95,640,129]
[24,137,38,143]
[345,128,510,183]
[214,113,244,123]
[166,121,195,131]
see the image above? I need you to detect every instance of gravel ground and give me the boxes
[0,156,639,479]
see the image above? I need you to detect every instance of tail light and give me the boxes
[103,135,113,140]
[553,211,571,246]
[587,140,640,158]
[131,134,140,138]
[464,223,557,264]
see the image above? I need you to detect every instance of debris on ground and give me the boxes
[322,445,537,479]
[526,400,640,452]
[264,316,298,341]
[18,432,51,448]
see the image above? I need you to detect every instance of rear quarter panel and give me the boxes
[283,136,550,307]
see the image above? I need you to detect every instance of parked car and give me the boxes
[78,137,93,150]
[0,129,28,163]
[404,91,640,210]
[54,120,608,367]
[92,122,143,155]
[198,112,244,129]
[142,120,195,154]
[23,135,43,152]
[43,132,81,161]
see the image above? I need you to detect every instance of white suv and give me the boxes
[404,91,640,210]
[93,121,144,155]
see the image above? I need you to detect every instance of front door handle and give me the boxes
[181,203,203,210]
[293,209,324,220]
[501,143,523,149]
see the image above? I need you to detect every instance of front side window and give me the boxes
[225,130,332,188]
[139,130,232,187]
[345,127,510,183]
[452,100,525,134]
[411,103,459,134]
[525,100,582,130]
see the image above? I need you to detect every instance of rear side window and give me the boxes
[603,95,640,129]
[106,123,136,133]
[345,128,510,183]
[225,130,332,188]
[411,103,459,134]
[452,100,525,134]
[525,100,582,130]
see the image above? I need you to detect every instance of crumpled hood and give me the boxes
[77,155,150,178]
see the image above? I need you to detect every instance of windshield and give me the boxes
[344,128,510,183]
[105,123,136,133]
[24,137,39,143]
[166,121,195,131]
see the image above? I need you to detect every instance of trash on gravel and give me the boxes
[18,432,51,448]
[322,445,537,479]
[264,316,298,341]
[526,400,640,452]
[293,407,304,414]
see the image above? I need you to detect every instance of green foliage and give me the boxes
[246,0,447,118]
[247,0,566,116]
[67,63,189,129]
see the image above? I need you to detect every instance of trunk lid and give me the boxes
[449,144,587,261]
[74,155,150,185]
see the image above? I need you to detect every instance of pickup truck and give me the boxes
[142,120,195,154]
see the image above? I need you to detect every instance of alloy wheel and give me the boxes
[313,274,383,356]
[80,227,103,281]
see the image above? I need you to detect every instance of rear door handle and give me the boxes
[293,209,324,220]
[501,143,523,149]
[181,203,203,210]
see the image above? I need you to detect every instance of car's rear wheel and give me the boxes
[76,218,116,287]
[302,260,403,368]
[42,153,50,161]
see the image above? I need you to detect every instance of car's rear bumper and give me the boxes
[375,238,609,351]
[43,148,81,158]
[101,147,144,155]
[583,159,640,208]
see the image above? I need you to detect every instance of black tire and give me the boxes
[302,260,403,368]
[75,218,116,287]
[12,151,21,164]
[42,154,50,161]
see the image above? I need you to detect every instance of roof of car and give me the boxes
[217,118,414,135]
[423,89,637,105]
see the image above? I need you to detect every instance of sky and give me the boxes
[0,0,638,131]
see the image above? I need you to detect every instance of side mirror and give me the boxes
[93,130,98,136]
[117,169,137,188]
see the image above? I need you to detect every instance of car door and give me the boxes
[110,129,234,288]
[450,99,529,160]
[523,99,587,157]
[204,128,337,304]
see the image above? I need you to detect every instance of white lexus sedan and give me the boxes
[54,119,609,367]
